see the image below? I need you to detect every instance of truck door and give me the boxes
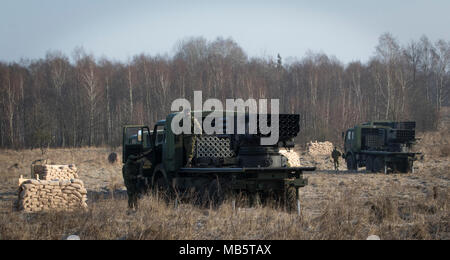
[152,123,165,165]
[122,125,151,162]
[344,129,354,154]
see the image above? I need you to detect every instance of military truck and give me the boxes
[342,121,420,173]
[122,112,315,211]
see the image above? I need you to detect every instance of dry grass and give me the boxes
[415,127,450,158]
[0,147,123,191]
[0,184,447,240]
[299,173,449,240]
[440,145,450,158]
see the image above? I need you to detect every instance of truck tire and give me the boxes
[136,174,150,195]
[152,164,171,199]
[366,156,374,173]
[395,159,412,173]
[249,192,262,208]
[207,178,230,207]
[373,156,385,173]
[346,154,357,171]
[155,174,169,190]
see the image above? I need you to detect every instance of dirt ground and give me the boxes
[0,128,448,239]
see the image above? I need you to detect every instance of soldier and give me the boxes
[123,150,153,211]
[123,155,141,210]
[331,146,342,172]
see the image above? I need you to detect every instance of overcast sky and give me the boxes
[0,0,449,64]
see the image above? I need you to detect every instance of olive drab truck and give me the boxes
[343,121,420,173]
[122,112,315,212]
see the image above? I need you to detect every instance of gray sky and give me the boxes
[1,0,449,64]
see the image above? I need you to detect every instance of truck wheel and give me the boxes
[263,189,277,206]
[155,174,169,190]
[207,178,228,207]
[373,156,385,173]
[395,159,412,173]
[283,185,298,213]
[152,164,171,198]
[136,175,150,195]
[248,192,262,208]
[208,180,224,206]
[346,154,357,171]
[366,156,374,173]
[407,160,413,173]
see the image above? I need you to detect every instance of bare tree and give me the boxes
[74,48,100,146]
[434,40,450,112]
[46,51,69,146]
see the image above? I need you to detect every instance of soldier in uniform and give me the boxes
[123,155,140,210]
[331,146,342,172]
[123,150,153,211]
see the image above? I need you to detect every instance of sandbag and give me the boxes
[17,179,88,213]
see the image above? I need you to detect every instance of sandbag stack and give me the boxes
[18,179,88,213]
[279,149,301,167]
[32,164,78,180]
[18,163,88,213]
[307,141,334,156]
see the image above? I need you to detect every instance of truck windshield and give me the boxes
[126,127,150,147]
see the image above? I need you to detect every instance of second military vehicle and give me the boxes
[343,121,420,173]
[122,111,315,211]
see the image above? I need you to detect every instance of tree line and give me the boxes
[0,33,448,149]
